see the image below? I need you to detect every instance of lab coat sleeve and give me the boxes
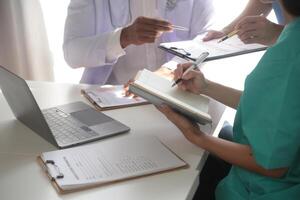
[63,0,125,68]
[190,0,214,38]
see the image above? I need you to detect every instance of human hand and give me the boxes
[120,16,172,48]
[156,105,204,144]
[202,30,226,42]
[154,66,174,80]
[174,63,208,95]
[235,15,283,46]
[123,79,137,97]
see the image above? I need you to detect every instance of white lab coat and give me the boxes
[63,0,214,84]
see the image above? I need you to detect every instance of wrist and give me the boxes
[222,26,233,35]
[194,131,209,149]
[120,27,131,48]
[270,24,284,45]
[202,79,211,96]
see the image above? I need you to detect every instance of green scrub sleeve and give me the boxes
[244,61,300,170]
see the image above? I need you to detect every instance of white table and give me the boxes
[0,82,225,200]
[0,51,264,200]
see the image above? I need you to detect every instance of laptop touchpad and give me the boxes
[71,109,112,126]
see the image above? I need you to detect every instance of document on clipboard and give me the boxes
[159,34,267,62]
[37,136,187,193]
[81,85,148,110]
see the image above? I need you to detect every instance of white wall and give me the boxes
[40,0,83,83]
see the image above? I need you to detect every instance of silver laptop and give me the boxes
[0,65,130,148]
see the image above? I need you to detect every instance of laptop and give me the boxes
[0,65,130,148]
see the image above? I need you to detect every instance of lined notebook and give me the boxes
[81,85,148,110]
[38,136,187,193]
[159,34,267,61]
[129,69,211,124]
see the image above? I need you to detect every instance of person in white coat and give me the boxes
[63,0,214,85]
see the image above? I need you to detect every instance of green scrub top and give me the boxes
[215,18,300,200]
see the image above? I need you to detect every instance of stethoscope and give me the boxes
[108,0,180,28]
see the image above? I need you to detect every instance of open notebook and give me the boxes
[129,69,211,124]
[38,136,187,193]
[81,85,148,110]
[159,34,267,61]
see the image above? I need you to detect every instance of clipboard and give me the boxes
[37,136,189,194]
[159,35,267,62]
[81,85,149,111]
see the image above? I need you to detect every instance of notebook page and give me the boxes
[41,136,186,190]
[135,69,209,116]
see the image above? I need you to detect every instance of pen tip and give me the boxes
[171,83,176,87]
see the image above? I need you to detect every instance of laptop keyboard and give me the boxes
[43,108,99,145]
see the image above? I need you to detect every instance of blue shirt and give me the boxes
[273,1,285,24]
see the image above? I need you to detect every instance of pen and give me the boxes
[171,52,209,87]
[171,25,189,31]
[217,29,239,43]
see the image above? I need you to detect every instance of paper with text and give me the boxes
[41,136,186,191]
[160,35,267,61]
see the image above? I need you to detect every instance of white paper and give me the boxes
[160,35,266,60]
[83,85,146,108]
[41,136,186,190]
[135,69,210,119]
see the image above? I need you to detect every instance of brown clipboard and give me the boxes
[81,88,149,111]
[37,153,189,194]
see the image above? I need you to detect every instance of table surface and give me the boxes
[0,51,264,200]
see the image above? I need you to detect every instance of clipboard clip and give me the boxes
[170,47,191,56]
[45,160,64,180]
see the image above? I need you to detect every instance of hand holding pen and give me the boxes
[172,60,209,95]
[172,52,209,87]
[217,30,239,43]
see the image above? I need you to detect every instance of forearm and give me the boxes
[64,29,126,68]
[195,134,287,178]
[64,0,125,68]
[63,34,112,68]
[223,0,272,33]
[203,80,242,109]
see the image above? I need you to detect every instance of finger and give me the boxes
[238,30,259,43]
[237,22,259,36]
[144,24,172,32]
[138,17,172,31]
[124,89,131,97]
[181,69,199,81]
[139,16,171,26]
[174,66,182,81]
[137,29,162,38]
[180,63,194,71]
[202,31,225,41]
[159,105,196,133]
[137,35,157,44]
[236,16,261,29]
[138,24,170,33]
[242,36,264,44]
[178,82,187,91]
[202,32,215,41]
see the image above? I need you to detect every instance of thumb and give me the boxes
[182,70,198,81]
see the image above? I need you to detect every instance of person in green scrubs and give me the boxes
[157,0,300,199]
